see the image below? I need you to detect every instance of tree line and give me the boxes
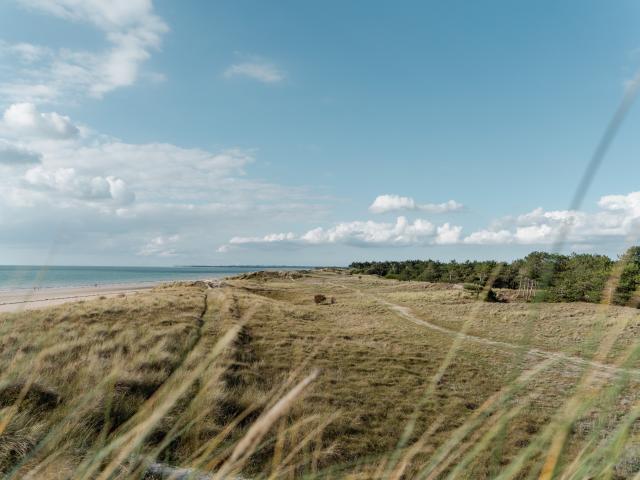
[349,247,640,306]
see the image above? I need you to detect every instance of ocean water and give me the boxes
[0,265,307,290]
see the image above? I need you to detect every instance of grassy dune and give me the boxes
[1,271,640,478]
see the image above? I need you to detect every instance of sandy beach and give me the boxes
[0,283,157,313]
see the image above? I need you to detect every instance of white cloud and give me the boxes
[23,166,135,205]
[18,0,159,29]
[0,140,41,165]
[369,194,463,214]
[515,207,584,227]
[220,191,640,254]
[229,232,296,246]
[106,176,135,205]
[598,192,640,217]
[138,234,180,257]
[514,224,554,244]
[463,229,513,245]
[1,0,168,102]
[369,194,415,213]
[224,61,285,84]
[462,195,640,246]
[2,103,79,139]
[221,216,462,251]
[303,217,437,246]
[0,105,327,261]
[0,83,59,103]
[0,41,49,63]
[435,222,462,245]
[422,200,464,213]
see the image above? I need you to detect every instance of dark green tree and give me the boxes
[613,246,640,306]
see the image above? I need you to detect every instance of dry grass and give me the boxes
[1,272,640,478]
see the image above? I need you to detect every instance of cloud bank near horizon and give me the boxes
[218,192,640,253]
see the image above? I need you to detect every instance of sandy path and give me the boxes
[0,283,157,313]
[325,280,640,380]
[380,300,640,379]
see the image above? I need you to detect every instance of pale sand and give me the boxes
[0,283,158,313]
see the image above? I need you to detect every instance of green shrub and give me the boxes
[463,283,482,293]
[483,288,499,302]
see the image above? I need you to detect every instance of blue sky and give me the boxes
[0,0,639,266]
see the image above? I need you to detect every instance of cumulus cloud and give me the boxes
[462,196,640,246]
[220,191,640,254]
[300,217,436,246]
[0,140,42,165]
[106,176,136,205]
[23,166,135,205]
[0,104,327,261]
[369,194,463,214]
[221,216,462,251]
[1,0,168,102]
[598,192,640,218]
[435,223,462,245]
[12,140,257,209]
[2,103,79,139]
[462,229,513,245]
[224,61,285,84]
[369,194,415,213]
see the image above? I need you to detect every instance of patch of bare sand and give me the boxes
[0,283,155,312]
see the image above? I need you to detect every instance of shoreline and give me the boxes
[0,281,165,313]
[0,269,311,313]
[0,278,165,293]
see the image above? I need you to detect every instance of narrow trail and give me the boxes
[381,300,640,379]
[170,289,209,371]
[329,281,640,381]
[140,285,251,480]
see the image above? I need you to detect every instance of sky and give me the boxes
[0,0,639,266]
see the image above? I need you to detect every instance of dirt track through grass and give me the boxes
[327,279,640,381]
[380,295,640,380]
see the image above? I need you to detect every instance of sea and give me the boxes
[0,265,310,291]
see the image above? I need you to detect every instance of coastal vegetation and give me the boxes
[350,246,640,306]
[1,270,640,478]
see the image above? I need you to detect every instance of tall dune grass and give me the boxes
[2,270,640,478]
